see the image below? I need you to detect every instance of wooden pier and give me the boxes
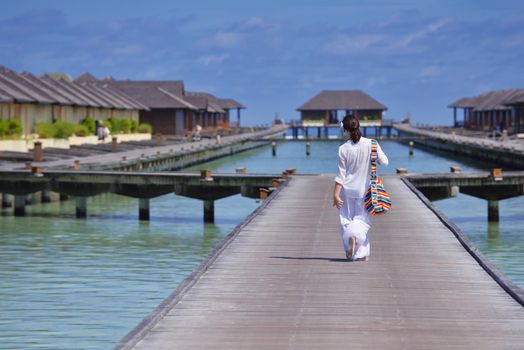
[395,124,524,168]
[116,175,524,350]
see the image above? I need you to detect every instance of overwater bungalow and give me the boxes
[75,73,246,136]
[297,90,387,127]
[0,66,146,136]
[449,88,524,134]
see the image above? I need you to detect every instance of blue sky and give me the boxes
[1,0,523,126]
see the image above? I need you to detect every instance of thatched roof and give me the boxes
[103,80,195,109]
[186,92,226,113]
[449,88,524,111]
[218,98,246,110]
[0,66,147,110]
[297,90,387,111]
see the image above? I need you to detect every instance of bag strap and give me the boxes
[370,139,377,181]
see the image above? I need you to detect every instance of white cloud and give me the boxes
[212,31,241,48]
[323,34,384,55]
[419,65,442,78]
[398,18,449,48]
[198,54,229,66]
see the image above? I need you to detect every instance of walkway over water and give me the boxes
[117,175,524,350]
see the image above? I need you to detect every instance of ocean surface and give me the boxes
[1,139,523,349]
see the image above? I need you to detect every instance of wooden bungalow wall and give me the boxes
[0,102,139,136]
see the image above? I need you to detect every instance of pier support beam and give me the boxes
[2,193,12,208]
[41,190,51,203]
[14,195,26,216]
[204,200,214,223]
[487,199,499,222]
[139,198,150,221]
[76,197,87,218]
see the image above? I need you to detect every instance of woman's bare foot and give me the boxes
[346,236,356,260]
[355,257,369,262]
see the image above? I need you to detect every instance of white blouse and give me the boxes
[334,137,389,198]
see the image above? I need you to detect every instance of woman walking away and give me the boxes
[333,115,388,261]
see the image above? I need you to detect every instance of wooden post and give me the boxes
[14,195,26,216]
[204,200,214,223]
[156,133,163,146]
[200,170,212,179]
[259,188,270,199]
[33,141,43,161]
[272,179,282,188]
[76,197,87,218]
[450,166,461,197]
[2,193,12,208]
[490,168,503,181]
[139,198,150,221]
[488,199,499,222]
[111,137,118,152]
[73,160,81,171]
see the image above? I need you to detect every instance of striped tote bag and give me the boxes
[364,139,391,216]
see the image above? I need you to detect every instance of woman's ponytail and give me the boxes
[341,115,362,143]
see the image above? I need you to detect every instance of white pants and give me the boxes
[339,196,371,260]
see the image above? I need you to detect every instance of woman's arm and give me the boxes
[377,142,389,166]
[333,182,343,209]
[333,147,345,209]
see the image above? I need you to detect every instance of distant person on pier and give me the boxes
[333,115,389,261]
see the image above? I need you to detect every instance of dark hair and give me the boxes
[342,115,362,143]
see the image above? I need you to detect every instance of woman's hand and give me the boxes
[333,195,343,209]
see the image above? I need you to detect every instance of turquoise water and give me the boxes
[1,139,523,349]
[0,194,259,349]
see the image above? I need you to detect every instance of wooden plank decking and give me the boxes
[120,175,524,349]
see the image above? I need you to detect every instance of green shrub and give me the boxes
[130,119,138,133]
[137,123,152,134]
[54,120,75,139]
[81,116,96,135]
[0,119,23,139]
[73,124,90,137]
[0,120,7,137]
[120,119,132,133]
[36,120,75,139]
[104,118,140,134]
[105,118,121,134]
[36,121,56,138]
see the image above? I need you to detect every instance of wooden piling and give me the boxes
[488,199,499,222]
[33,141,43,161]
[112,137,118,152]
[76,197,87,218]
[14,195,26,216]
[139,198,150,221]
[203,200,214,223]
